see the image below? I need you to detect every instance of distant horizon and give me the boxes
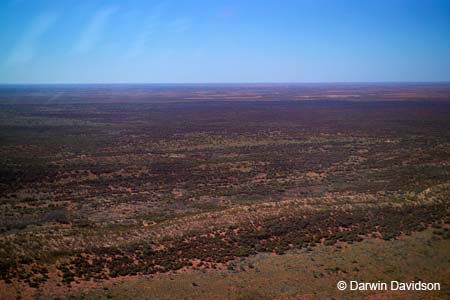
[1,81,450,86]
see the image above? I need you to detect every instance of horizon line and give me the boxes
[1,81,450,86]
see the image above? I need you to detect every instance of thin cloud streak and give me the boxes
[4,12,58,66]
[123,2,167,60]
[168,18,191,34]
[74,6,118,54]
[125,24,154,59]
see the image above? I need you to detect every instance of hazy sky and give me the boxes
[0,0,449,83]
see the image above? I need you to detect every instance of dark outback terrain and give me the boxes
[0,83,449,300]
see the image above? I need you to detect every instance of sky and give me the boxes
[0,0,449,84]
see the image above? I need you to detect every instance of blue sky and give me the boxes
[0,0,449,83]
